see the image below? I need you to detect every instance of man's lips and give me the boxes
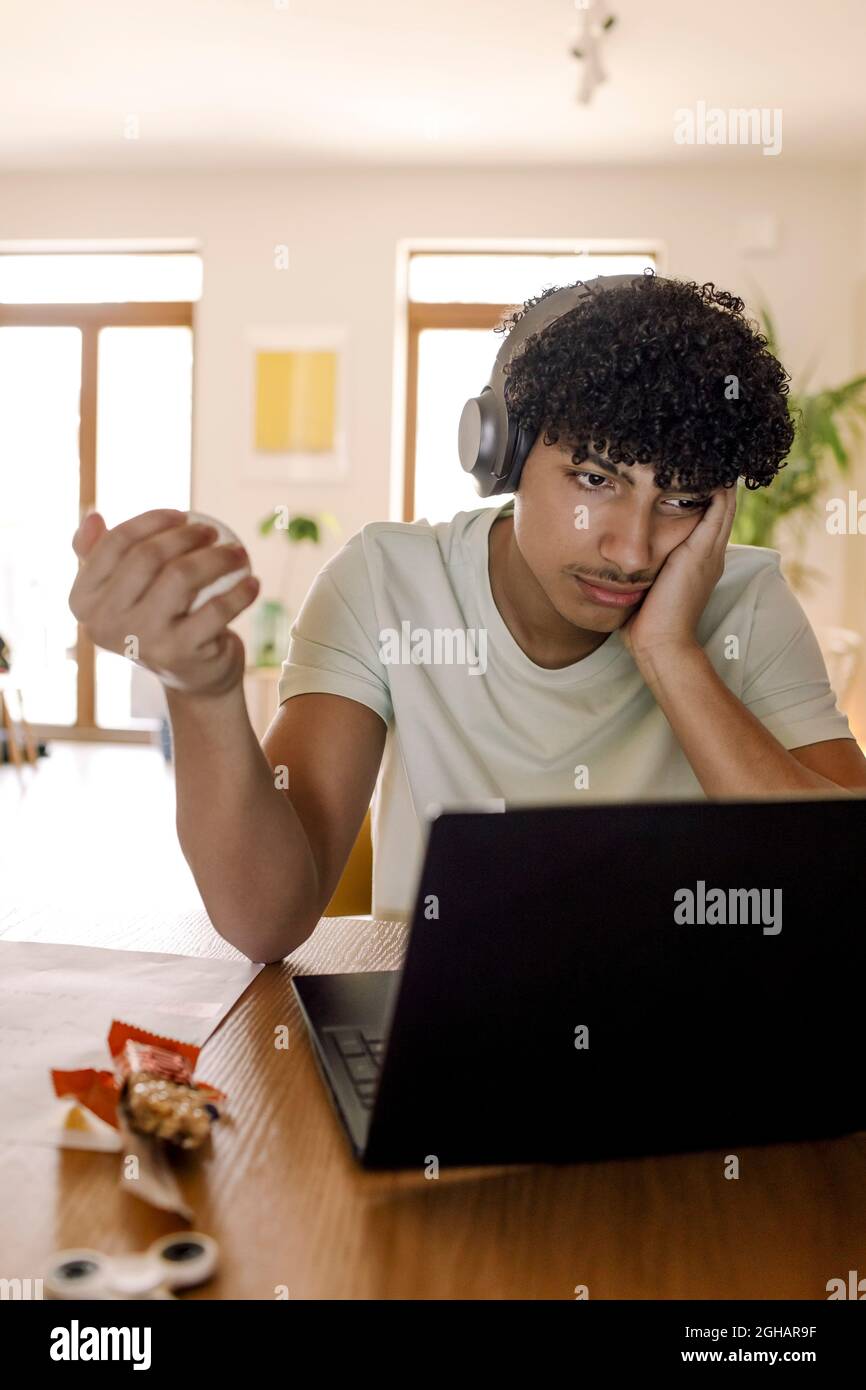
[571,575,652,608]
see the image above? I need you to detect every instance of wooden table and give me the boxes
[2,906,865,1300]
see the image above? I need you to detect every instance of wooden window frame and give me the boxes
[0,300,194,741]
[404,300,508,523]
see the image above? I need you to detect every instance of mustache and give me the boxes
[569,569,655,587]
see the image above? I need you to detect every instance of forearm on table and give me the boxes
[637,643,851,798]
[166,683,320,961]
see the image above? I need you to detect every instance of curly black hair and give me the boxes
[498,271,795,492]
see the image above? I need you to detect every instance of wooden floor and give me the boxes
[0,740,204,939]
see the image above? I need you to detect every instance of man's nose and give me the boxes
[597,514,654,579]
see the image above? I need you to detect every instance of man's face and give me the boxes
[512,436,714,633]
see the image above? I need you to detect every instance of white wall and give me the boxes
[2,160,864,737]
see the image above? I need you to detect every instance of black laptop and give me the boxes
[292,797,865,1170]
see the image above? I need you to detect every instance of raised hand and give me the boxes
[69,509,260,698]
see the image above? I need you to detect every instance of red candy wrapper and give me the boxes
[52,1020,225,1146]
[51,1021,227,1218]
[115,1038,194,1087]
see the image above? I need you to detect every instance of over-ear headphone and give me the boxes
[458,272,653,498]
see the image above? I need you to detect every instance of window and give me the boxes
[404,248,658,524]
[0,251,200,736]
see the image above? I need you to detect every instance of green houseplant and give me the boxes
[731,305,866,591]
[252,509,341,666]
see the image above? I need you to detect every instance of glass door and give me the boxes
[0,326,82,726]
[94,324,193,730]
[0,306,193,735]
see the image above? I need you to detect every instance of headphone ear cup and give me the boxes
[493,417,536,494]
[459,390,505,497]
[459,392,536,496]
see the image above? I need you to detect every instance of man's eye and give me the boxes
[666,496,710,510]
[569,471,610,490]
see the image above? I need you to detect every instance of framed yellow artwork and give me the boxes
[244,325,348,481]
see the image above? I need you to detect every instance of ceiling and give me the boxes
[2,0,865,171]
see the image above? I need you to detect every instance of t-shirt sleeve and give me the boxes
[740,558,855,749]
[277,530,393,727]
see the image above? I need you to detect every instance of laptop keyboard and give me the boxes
[327,1027,385,1109]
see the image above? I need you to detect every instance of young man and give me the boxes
[70,275,866,963]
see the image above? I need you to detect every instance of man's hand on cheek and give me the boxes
[618,483,738,667]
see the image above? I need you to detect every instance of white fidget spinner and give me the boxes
[43,1231,219,1300]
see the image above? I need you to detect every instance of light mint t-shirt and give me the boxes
[277,499,854,922]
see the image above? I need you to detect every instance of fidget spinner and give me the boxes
[43,1231,218,1300]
